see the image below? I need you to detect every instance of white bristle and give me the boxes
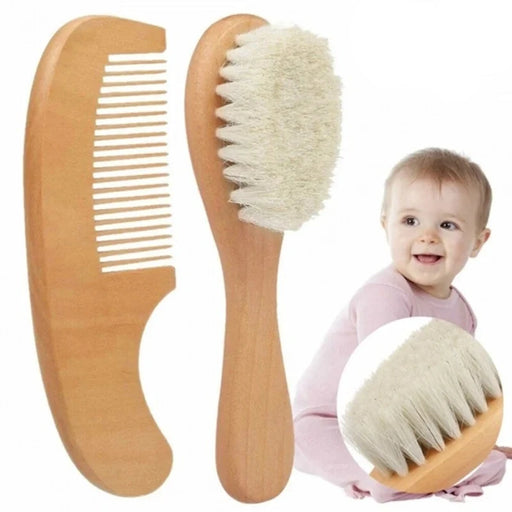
[92,51,172,273]
[215,25,341,232]
[341,319,502,477]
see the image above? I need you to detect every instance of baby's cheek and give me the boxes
[389,236,407,259]
[390,230,408,248]
[452,238,474,266]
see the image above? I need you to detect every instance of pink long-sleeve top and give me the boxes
[293,265,507,502]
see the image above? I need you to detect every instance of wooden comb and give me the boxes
[24,16,174,496]
[185,14,294,503]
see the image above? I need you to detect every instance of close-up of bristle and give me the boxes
[92,52,173,272]
[341,319,502,477]
[215,25,341,232]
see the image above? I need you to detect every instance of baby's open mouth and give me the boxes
[414,254,442,264]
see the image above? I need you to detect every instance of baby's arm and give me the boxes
[494,445,512,458]
[293,284,412,496]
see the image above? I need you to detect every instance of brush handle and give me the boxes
[185,14,294,503]
[218,223,292,503]
[370,396,504,494]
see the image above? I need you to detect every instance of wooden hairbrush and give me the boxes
[185,14,341,502]
[24,16,173,496]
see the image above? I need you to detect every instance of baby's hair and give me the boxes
[382,148,492,231]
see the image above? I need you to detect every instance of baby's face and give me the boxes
[382,174,490,298]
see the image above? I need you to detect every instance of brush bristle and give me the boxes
[341,319,502,477]
[215,25,341,231]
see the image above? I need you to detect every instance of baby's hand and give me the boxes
[494,445,512,459]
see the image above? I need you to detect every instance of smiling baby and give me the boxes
[292,148,509,502]
[381,148,490,299]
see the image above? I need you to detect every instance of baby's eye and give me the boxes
[402,216,419,226]
[440,221,458,230]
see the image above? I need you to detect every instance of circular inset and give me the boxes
[337,317,503,493]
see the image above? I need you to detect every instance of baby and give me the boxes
[293,148,509,502]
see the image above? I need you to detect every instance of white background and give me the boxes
[3,0,512,510]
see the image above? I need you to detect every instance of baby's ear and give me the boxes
[471,228,491,257]
[380,215,387,230]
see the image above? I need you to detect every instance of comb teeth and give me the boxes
[93,52,172,273]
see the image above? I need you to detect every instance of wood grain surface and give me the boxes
[24,15,173,496]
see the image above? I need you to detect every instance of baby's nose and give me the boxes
[419,229,439,244]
